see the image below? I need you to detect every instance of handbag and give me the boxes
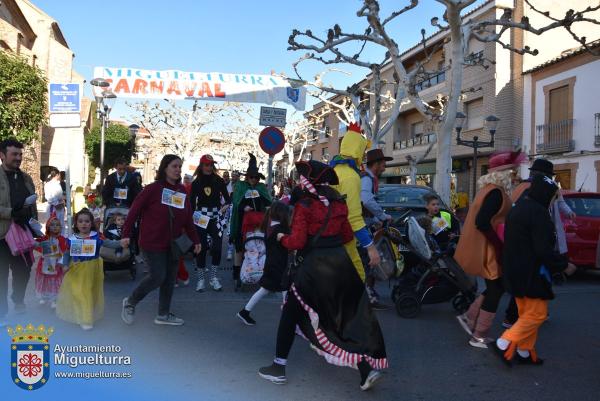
[167,206,193,261]
[5,221,36,259]
[281,203,332,289]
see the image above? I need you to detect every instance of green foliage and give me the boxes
[0,51,48,144]
[85,122,133,176]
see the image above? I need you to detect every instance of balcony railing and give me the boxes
[595,113,600,147]
[394,133,436,150]
[536,119,575,154]
[415,71,446,92]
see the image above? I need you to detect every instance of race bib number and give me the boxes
[40,241,56,256]
[42,257,58,275]
[193,211,210,229]
[432,217,449,235]
[114,188,128,200]
[70,239,97,257]
[244,190,260,199]
[161,188,186,209]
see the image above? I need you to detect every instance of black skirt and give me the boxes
[290,245,387,369]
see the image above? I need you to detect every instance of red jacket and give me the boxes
[281,197,353,251]
[122,181,200,252]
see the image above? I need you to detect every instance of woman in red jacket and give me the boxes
[120,155,201,326]
[258,160,387,391]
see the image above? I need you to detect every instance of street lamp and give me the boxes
[128,124,140,162]
[91,78,117,193]
[455,112,499,200]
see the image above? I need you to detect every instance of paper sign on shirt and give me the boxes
[40,241,59,256]
[70,239,97,257]
[193,211,210,229]
[432,217,449,235]
[161,188,186,209]
[244,189,260,199]
[114,188,128,200]
[42,257,58,275]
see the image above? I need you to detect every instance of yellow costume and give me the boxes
[331,123,370,281]
[56,232,111,326]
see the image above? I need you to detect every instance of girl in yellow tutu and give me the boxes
[56,208,124,330]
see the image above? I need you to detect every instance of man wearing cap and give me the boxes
[190,155,231,292]
[360,148,393,309]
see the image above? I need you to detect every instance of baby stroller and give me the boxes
[99,207,136,280]
[390,216,476,318]
[240,231,266,286]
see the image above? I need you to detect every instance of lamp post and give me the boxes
[455,112,499,199]
[128,124,139,162]
[91,78,116,193]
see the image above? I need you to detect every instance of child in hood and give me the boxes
[33,213,67,308]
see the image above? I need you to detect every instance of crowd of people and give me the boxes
[0,120,583,390]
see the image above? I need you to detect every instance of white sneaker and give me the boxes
[195,279,206,292]
[39,299,46,305]
[50,301,57,309]
[80,324,93,330]
[209,277,223,291]
[469,336,493,349]
[181,279,190,286]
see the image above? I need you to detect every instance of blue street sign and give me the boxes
[49,83,81,113]
[259,126,285,155]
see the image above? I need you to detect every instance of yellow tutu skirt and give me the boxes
[56,258,104,326]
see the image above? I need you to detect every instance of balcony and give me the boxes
[536,119,575,154]
[415,71,446,92]
[393,133,436,150]
[595,113,600,147]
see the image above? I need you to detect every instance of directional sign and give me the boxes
[259,106,287,128]
[49,83,81,113]
[259,126,286,155]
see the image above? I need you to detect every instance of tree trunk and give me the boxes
[434,4,464,205]
[409,160,417,184]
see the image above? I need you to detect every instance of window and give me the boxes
[466,98,483,130]
[410,121,424,139]
[548,85,569,123]
[338,120,347,135]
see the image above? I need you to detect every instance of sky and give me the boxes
[32,0,451,123]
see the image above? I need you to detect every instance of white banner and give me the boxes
[93,67,306,110]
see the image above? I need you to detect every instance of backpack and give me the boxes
[240,231,266,284]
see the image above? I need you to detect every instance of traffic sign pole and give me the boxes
[267,155,274,194]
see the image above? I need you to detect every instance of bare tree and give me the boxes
[406,141,435,184]
[127,100,257,162]
[286,0,599,203]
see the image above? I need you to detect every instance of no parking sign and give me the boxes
[258,126,285,155]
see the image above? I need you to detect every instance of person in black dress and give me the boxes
[237,201,290,325]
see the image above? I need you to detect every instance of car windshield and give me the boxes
[376,187,433,206]
[564,196,600,218]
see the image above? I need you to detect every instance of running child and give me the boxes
[237,201,290,325]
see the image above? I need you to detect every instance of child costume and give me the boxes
[56,231,121,327]
[33,215,67,302]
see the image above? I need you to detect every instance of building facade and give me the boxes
[1,0,91,193]
[521,43,600,191]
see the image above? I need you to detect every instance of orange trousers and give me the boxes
[500,297,548,359]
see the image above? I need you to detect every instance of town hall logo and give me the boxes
[286,87,300,103]
[7,324,53,390]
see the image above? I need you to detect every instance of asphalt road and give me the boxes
[4,248,600,401]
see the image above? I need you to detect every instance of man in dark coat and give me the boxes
[493,174,576,365]
[102,158,142,208]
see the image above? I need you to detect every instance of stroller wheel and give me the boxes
[395,292,421,318]
[452,294,470,314]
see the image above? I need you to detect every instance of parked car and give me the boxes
[561,191,600,268]
[375,184,453,220]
